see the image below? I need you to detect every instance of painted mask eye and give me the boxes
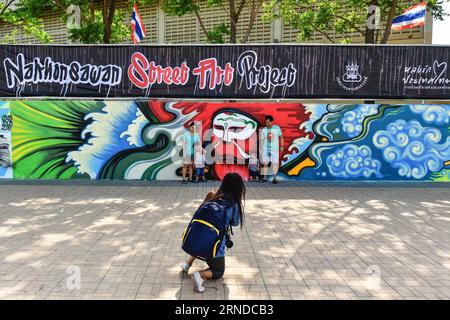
[212,112,257,144]
[228,126,245,133]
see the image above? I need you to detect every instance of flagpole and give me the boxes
[423,3,427,44]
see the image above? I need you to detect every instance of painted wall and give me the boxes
[0,100,449,181]
[0,101,13,178]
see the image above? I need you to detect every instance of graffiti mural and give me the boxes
[0,101,13,178]
[1,100,449,181]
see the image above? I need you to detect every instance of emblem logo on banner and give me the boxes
[336,62,368,91]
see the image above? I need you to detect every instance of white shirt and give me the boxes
[194,151,205,168]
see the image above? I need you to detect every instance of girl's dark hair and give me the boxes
[188,122,195,128]
[213,172,246,228]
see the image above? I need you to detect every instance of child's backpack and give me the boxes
[181,198,231,261]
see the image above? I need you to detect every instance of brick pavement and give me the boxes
[0,180,449,300]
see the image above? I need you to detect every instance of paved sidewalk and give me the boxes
[0,180,449,300]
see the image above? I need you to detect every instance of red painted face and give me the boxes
[143,100,311,181]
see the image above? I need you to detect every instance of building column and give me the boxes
[424,10,433,44]
[272,7,282,43]
[157,0,166,43]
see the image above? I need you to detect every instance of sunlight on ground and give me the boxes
[0,183,448,299]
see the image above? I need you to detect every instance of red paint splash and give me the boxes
[145,100,311,180]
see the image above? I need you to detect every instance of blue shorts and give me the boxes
[195,168,205,177]
[249,169,259,177]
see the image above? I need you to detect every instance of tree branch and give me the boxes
[102,0,107,26]
[194,9,209,39]
[0,0,16,15]
[334,14,366,37]
[381,0,399,44]
[229,0,238,43]
[236,0,246,18]
[103,0,117,43]
[107,0,116,25]
[314,27,335,44]
[241,0,259,43]
[229,0,236,17]
[52,0,67,12]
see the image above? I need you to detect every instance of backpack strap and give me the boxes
[228,204,236,236]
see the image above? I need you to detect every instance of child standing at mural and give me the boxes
[182,122,201,184]
[248,153,260,182]
[180,173,245,293]
[193,141,206,183]
[260,115,284,184]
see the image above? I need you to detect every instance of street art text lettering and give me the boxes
[127,52,190,90]
[237,50,297,94]
[193,58,234,90]
[3,53,122,96]
[403,60,450,89]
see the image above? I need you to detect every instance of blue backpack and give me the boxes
[181,198,232,261]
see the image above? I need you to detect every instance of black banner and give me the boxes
[0,300,438,319]
[1,45,449,99]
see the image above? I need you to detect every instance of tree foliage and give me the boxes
[0,0,51,43]
[1,0,154,44]
[263,0,449,44]
[66,5,131,44]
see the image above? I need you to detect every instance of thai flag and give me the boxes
[131,4,146,44]
[392,2,427,31]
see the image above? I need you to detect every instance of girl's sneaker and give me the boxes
[191,271,205,293]
[180,262,190,272]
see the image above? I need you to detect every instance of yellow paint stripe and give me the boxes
[181,227,187,241]
[192,219,219,235]
[445,160,450,167]
[288,157,316,176]
[213,240,221,257]
[182,227,191,245]
[15,101,65,124]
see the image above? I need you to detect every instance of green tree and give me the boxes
[263,0,449,44]
[161,0,264,43]
[1,0,155,44]
[0,0,51,43]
